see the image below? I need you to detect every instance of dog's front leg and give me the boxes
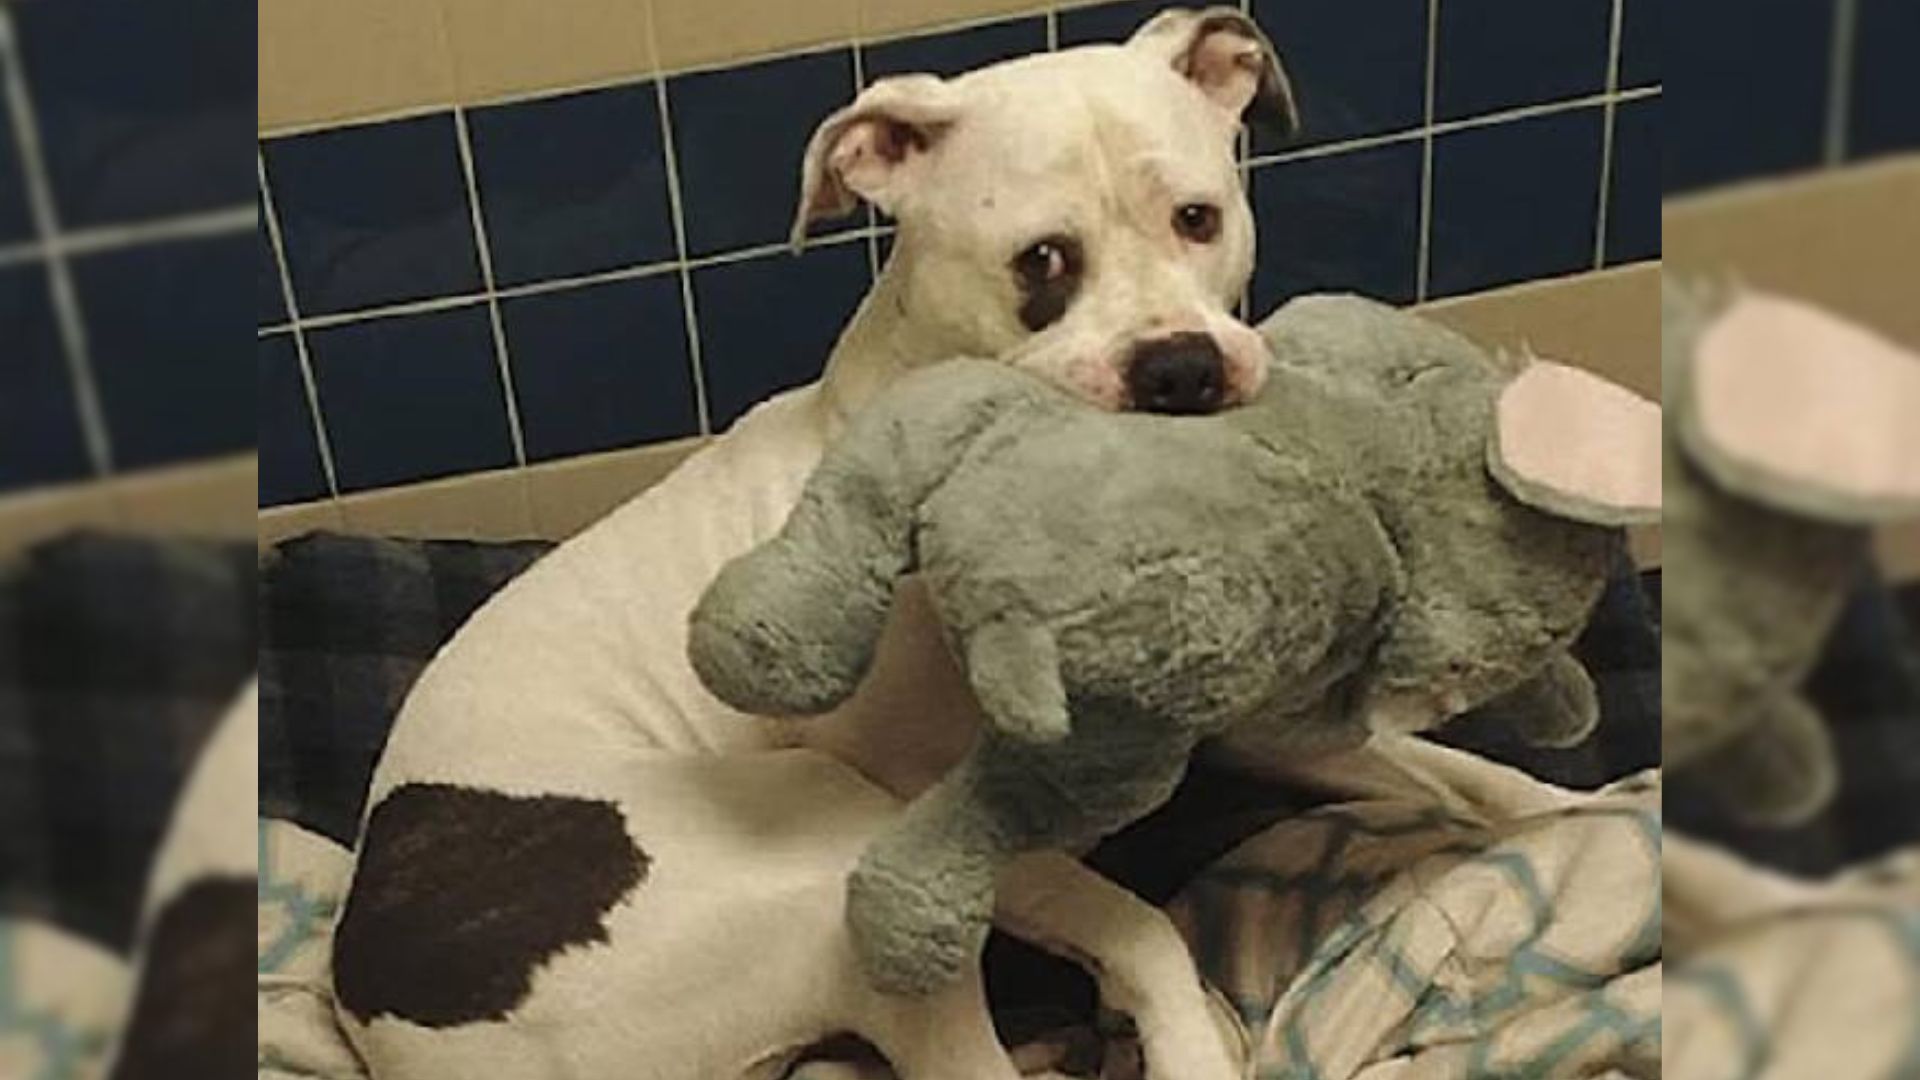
[995,853,1246,1080]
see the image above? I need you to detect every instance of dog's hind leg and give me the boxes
[994,854,1245,1080]
[852,974,1024,1080]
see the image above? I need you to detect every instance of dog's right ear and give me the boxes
[791,75,966,246]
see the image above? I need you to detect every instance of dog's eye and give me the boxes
[1173,202,1222,244]
[1012,238,1074,286]
[1010,235,1083,332]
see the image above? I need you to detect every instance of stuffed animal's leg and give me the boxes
[1471,650,1601,748]
[1684,692,1838,826]
[848,730,1194,996]
[995,853,1244,1080]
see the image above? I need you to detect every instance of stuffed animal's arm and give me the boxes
[1467,650,1602,749]
[1680,692,1838,826]
[688,359,1052,717]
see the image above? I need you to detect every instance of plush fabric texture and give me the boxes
[689,294,1646,994]
[1661,279,1920,826]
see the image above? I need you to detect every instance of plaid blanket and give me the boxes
[0,534,254,954]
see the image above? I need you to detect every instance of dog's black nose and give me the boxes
[1126,332,1227,415]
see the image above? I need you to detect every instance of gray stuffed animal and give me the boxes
[1663,279,1920,825]
[689,294,1661,994]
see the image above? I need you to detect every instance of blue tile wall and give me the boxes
[75,236,255,470]
[264,115,484,316]
[0,0,254,496]
[305,306,516,492]
[0,264,91,493]
[1618,0,1659,90]
[499,275,700,460]
[253,0,1671,508]
[865,18,1048,82]
[1250,143,1423,311]
[258,204,287,327]
[1665,0,1830,195]
[1056,0,1188,47]
[1606,95,1660,265]
[1430,108,1605,296]
[6,0,252,227]
[0,107,29,244]
[1435,0,1613,122]
[1849,0,1920,162]
[1250,0,1427,153]
[467,85,677,286]
[694,242,871,430]
[669,51,857,255]
[258,334,329,507]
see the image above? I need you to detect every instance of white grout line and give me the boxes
[257,150,342,500]
[1824,0,1860,166]
[452,107,530,470]
[650,35,714,436]
[255,224,896,339]
[1414,0,1440,302]
[0,11,113,480]
[1591,0,1626,269]
[1046,7,1060,50]
[0,204,254,268]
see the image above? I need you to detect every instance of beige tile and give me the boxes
[0,482,121,562]
[337,468,538,541]
[259,0,457,132]
[653,0,858,72]
[110,455,257,541]
[440,0,653,103]
[526,438,707,539]
[1420,262,1662,400]
[258,499,348,553]
[1881,525,1920,585]
[1628,526,1661,571]
[1665,155,1920,354]
[859,0,1052,39]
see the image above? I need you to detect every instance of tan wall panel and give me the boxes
[1419,261,1661,400]
[0,483,121,561]
[259,0,457,133]
[442,0,654,103]
[110,456,257,540]
[858,0,1053,39]
[258,500,348,552]
[526,438,706,538]
[337,468,537,541]
[1664,156,1920,349]
[652,0,859,73]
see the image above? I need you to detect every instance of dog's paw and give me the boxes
[845,851,992,996]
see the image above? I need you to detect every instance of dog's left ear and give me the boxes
[1128,6,1299,137]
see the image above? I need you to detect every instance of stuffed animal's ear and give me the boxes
[1127,6,1299,137]
[1680,292,1920,524]
[1487,359,1663,526]
[791,75,967,245]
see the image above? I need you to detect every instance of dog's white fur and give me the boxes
[339,12,1299,1079]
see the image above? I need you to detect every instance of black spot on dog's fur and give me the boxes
[333,783,648,1028]
[107,875,255,1080]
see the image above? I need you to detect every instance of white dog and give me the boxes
[331,9,1296,1079]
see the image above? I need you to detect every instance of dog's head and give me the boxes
[794,7,1296,414]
